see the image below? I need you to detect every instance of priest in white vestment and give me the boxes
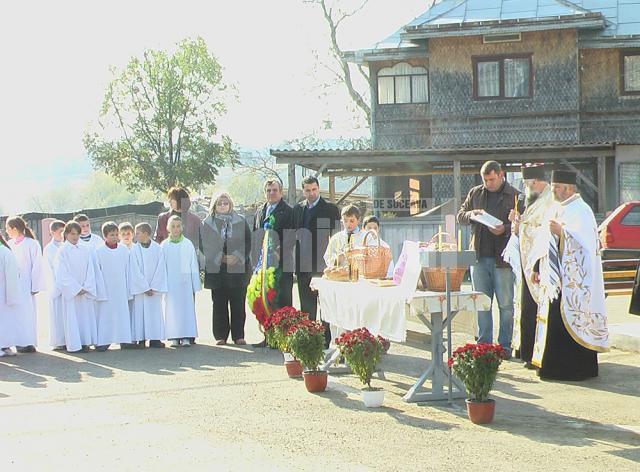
[531,170,608,380]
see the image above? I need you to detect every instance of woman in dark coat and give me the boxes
[200,193,252,345]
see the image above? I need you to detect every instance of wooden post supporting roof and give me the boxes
[597,156,606,213]
[453,159,461,208]
[328,176,336,203]
[287,163,297,206]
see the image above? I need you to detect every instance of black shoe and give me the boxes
[524,362,536,370]
[149,340,165,348]
[81,345,92,353]
[52,345,66,351]
[95,345,110,352]
[252,339,267,348]
[17,345,36,353]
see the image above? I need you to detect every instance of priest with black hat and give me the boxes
[530,169,609,380]
[507,164,556,368]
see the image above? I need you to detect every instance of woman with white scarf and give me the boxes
[200,193,252,345]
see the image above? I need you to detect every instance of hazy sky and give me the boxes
[1,0,427,212]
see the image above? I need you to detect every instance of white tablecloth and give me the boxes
[311,277,412,342]
[311,241,423,343]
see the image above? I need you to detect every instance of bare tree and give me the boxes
[237,150,284,184]
[305,0,372,125]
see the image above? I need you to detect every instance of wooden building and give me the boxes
[273,0,640,216]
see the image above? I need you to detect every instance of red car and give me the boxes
[599,201,640,263]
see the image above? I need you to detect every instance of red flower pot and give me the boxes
[465,399,495,424]
[303,370,328,392]
[285,359,303,378]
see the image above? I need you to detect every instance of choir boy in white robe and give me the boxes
[130,223,167,348]
[74,214,104,251]
[161,215,201,347]
[363,215,395,278]
[323,204,366,268]
[118,221,137,348]
[94,222,147,351]
[5,216,45,353]
[118,222,135,250]
[0,234,23,357]
[55,221,105,352]
[43,220,67,350]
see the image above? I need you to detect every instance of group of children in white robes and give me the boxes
[0,213,201,356]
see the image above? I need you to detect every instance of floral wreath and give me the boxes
[247,214,282,327]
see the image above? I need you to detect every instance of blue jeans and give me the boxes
[470,256,515,356]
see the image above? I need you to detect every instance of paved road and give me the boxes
[1,291,639,470]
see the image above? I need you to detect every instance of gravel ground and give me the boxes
[1,291,639,471]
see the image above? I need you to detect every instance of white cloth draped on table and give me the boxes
[311,241,421,342]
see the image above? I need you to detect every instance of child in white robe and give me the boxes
[118,221,137,348]
[5,216,45,353]
[74,213,104,251]
[43,220,67,350]
[94,222,147,351]
[54,221,105,352]
[130,223,168,348]
[0,234,23,357]
[118,222,134,250]
[362,215,395,278]
[161,215,201,347]
[323,204,366,268]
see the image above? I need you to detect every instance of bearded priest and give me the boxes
[509,164,557,369]
[531,170,608,381]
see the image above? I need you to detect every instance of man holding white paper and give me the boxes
[457,161,524,358]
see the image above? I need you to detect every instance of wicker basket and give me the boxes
[419,232,468,292]
[346,230,393,279]
[421,266,468,292]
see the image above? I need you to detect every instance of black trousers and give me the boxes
[278,271,294,308]
[297,272,331,347]
[211,286,247,342]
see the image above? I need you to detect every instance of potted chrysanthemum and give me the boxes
[336,328,384,407]
[263,307,309,378]
[448,343,506,424]
[286,319,328,392]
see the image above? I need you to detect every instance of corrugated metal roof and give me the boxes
[365,0,640,52]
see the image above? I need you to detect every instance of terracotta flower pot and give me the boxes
[285,359,303,378]
[465,399,495,424]
[303,370,328,392]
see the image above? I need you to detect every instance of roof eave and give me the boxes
[580,35,640,49]
[401,15,606,40]
[343,46,428,64]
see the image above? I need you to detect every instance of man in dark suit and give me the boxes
[252,179,294,347]
[293,176,340,347]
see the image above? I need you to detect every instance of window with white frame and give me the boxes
[377,63,429,105]
[622,51,640,95]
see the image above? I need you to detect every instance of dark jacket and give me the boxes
[630,260,640,315]
[252,199,295,272]
[457,181,524,268]
[292,197,340,274]
[200,211,252,290]
[154,199,202,248]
